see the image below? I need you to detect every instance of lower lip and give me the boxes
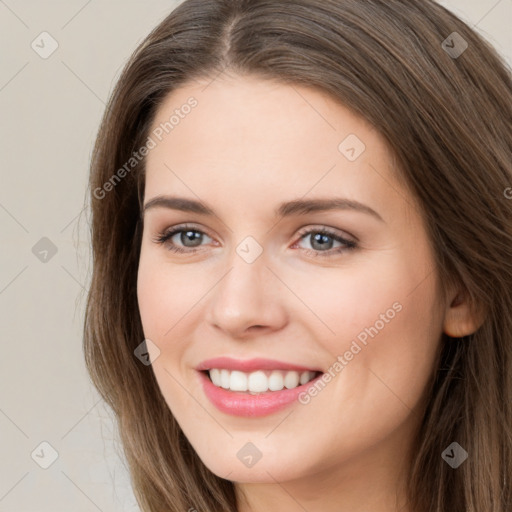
[198,371,323,417]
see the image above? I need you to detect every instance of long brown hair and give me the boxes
[83,1,512,510]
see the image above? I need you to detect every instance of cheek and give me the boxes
[137,261,168,338]
[317,235,441,353]
[280,255,420,348]
[137,253,205,341]
[293,234,440,360]
[136,256,201,411]
[314,250,442,416]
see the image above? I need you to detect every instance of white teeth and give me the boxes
[220,369,230,389]
[210,368,221,387]
[230,370,248,391]
[268,370,284,391]
[207,369,318,393]
[248,371,268,392]
[299,371,311,385]
[284,371,300,389]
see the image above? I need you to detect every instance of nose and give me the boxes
[205,249,288,339]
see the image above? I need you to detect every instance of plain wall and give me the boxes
[0,1,510,510]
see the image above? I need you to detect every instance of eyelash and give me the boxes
[152,223,357,258]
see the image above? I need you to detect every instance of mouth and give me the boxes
[201,368,322,394]
[196,357,325,417]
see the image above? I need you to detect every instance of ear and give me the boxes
[443,288,486,338]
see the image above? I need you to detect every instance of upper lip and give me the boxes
[196,357,322,373]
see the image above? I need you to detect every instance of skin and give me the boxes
[136,73,481,512]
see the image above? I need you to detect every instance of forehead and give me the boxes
[143,75,411,224]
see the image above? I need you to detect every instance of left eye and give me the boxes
[295,230,355,253]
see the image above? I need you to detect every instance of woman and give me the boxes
[84,1,512,511]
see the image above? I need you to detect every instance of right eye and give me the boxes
[153,224,214,254]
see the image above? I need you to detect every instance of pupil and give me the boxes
[311,233,332,250]
[182,230,202,247]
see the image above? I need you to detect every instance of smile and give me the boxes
[196,357,324,417]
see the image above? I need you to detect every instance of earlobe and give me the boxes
[443,290,486,338]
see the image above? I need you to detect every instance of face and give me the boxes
[137,74,446,486]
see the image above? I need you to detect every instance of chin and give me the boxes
[198,448,311,484]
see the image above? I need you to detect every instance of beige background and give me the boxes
[0,1,510,510]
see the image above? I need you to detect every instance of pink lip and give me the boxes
[197,369,324,418]
[196,357,321,373]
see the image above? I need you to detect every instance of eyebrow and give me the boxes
[142,196,384,222]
